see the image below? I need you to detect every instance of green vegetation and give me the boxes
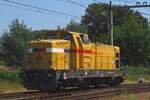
[122,93,137,100]
[0,80,26,94]
[120,66,150,82]
[0,70,22,83]
[0,60,5,66]
[66,19,88,33]
[0,19,50,68]
[0,70,26,93]
[0,19,31,67]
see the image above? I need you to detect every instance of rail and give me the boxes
[0,82,150,100]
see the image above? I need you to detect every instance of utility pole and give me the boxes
[108,1,150,46]
[110,1,113,46]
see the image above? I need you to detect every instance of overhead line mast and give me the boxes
[109,1,150,45]
[110,1,113,46]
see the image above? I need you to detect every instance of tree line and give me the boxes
[0,3,150,67]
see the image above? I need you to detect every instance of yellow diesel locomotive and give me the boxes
[22,30,123,90]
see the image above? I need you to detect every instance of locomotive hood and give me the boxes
[27,39,70,70]
[28,39,70,53]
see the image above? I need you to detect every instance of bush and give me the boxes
[0,70,22,83]
[120,66,150,81]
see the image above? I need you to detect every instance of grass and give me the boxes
[0,80,26,94]
[121,91,137,100]
[123,94,137,100]
[0,70,22,83]
[0,69,26,94]
[120,66,150,83]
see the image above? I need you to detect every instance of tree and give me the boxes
[66,19,88,33]
[82,3,150,66]
[114,15,150,66]
[81,3,111,42]
[0,19,31,67]
[29,29,50,40]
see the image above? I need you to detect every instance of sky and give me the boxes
[0,0,150,36]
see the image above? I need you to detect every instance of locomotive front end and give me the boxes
[22,39,70,90]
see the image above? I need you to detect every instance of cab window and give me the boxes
[63,33,73,41]
[47,32,73,41]
[80,34,90,44]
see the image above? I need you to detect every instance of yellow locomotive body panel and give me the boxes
[75,43,118,70]
[95,44,117,70]
[28,40,70,70]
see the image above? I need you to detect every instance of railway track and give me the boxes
[0,82,150,100]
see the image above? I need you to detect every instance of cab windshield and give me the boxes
[80,34,90,44]
[48,32,72,41]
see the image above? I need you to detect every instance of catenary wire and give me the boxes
[65,0,87,8]
[1,0,80,18]
[0,3,57,16]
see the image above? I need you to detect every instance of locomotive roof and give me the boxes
[48,29,85,35]
[30,39,69,43]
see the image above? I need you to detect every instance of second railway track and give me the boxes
[0,82,150,100]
